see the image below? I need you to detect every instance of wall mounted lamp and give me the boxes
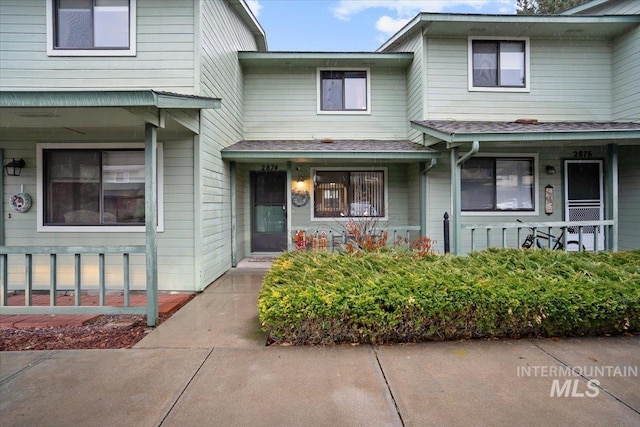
[5,158,25,176]
[296,176,305,189]
[545,165,557,175]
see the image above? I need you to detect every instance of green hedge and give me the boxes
[258,249,640,345]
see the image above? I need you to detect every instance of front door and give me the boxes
[251,171,287,252]
[564,160,604,251]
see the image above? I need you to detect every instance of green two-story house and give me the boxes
[1,0,638,321]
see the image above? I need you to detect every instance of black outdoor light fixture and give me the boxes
[5,158,25,176]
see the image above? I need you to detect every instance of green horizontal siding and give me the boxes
[0,0,196,92]
[613,26,640,121]
[242,67,409,140]
[425,38,613,121]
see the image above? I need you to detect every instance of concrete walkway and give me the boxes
[1,267,639,426]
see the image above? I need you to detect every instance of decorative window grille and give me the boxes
[314,171,384,218]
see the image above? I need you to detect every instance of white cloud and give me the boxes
[245,0,263,18]
[332,0,497,21]
[376,15,411,36]
[332,1,516,45]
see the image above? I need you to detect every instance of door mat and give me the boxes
[248,257,276,262]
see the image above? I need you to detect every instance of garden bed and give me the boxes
[258,249,640,345]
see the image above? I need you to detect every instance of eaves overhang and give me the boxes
[378,13,640,52]
[238,51,414,68]
[0,90,221,110]
[411,120,640,145]
[222,140,439,162]
[227,0,268,51]
[561,0,611,15]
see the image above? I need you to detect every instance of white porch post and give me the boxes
[607,144,619,251]
[145,123,158,326]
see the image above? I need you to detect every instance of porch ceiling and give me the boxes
[221,139,439,163]
[411,120,640,146]
[0,90,221,141]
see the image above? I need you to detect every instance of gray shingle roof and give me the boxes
[223,139,436,153]
[411,120,640,143]
[413,120,640,135]
[221,139,439,161]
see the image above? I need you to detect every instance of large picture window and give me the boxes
[47,0,136,56]
[461,157,535,212]
[469,38,529,91]
[44,149,145,225]
[319,70,369,113]
[314,170,385,218]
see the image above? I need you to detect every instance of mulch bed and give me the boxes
[1,295,196,351]
[1,314,157,351]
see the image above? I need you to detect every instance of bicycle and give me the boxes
[517,220,584,251]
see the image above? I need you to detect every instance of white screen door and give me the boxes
[564,160,604,251]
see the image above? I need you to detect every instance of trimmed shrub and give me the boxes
[258,249,640,345]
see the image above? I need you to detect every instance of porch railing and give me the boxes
[0,245,156,325]
[462,220,615,253]
[292,226,422,251]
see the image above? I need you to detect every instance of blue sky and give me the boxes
[245,0,519,51]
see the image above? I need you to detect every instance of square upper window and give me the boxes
[47,0,137,56]
[318,69,370,114]
[469,38,529,92]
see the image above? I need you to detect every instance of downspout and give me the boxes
[456,140,479,166]
[451,140,479,255]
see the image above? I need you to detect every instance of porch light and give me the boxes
[545,165,557,175]
[4,158,25,176]
[296,176,305,189]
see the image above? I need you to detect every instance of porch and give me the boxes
[411,120,640,255]
[0,90,221,325]
[460,219,615,253]
[221,139,440,263]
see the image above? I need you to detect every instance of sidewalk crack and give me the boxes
[531,339,640,415]
[158,347,216,426]
[0,350,57,386]
[373,346,405,427]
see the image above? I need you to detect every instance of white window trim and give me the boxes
[461,153,539,217]
[310,166,388,222]
[46,0,137,57]
[468,37,530,93]
[36,142,164,232]
[316,68,371,115]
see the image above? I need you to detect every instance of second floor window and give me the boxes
[471,40,527,89]
[319,70,369,113]
[53,0,132,50]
